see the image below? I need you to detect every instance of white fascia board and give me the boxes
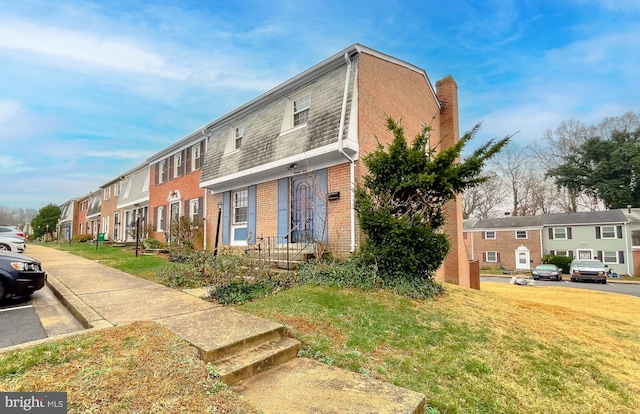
[116,197,149,210]
[201,144,358,193]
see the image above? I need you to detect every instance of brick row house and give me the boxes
[58,44,471,286]
[464,209,640,276]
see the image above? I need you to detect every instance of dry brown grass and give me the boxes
[0,321,260,413]
[241,282,640,413]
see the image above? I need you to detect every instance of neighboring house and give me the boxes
[77,195,90,236]
[99,177,123,241]
[147,134,206,245]
[58,198,79,241]
[116,163,151,242]
[199,43,469,285]
[465,209,634,275]
[85,190,102,237]
[543,210,629,275]
[464,216,544,271]
[621,207,640,276]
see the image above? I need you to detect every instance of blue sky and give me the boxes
[1,0,638,210]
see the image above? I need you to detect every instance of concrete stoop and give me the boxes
[156,307,425,413]
[233,358,426,414]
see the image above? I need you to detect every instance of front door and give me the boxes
[113,212,120,241]
[169,202,180,243]
[291,175,314,243]
[515,246,530,270]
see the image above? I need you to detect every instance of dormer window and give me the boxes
[293,94,310,127]
[235,126,244,150]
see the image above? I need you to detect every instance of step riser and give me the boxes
[200,327,285,363]
[220,340,301,386]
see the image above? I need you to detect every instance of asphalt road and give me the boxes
[481,276,640,298]
[0,296,46,348]
[0,285,84,349]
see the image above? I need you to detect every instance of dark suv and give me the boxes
[0,251,46,301]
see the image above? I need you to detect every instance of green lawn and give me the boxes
[15,242,640,413]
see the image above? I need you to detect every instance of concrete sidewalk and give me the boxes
[23,244,426,413]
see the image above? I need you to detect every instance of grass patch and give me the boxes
[240,283,640,413]
[42,242,167,282]
[0,321,260,413]
[32,242,640,412]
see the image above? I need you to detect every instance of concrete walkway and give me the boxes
[23,245,426,413]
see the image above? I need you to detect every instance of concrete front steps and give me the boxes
[157,307,426,413]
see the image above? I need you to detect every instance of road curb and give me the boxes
[45,273,112,329]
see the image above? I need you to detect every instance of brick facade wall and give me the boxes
[356,52,465,283]
[470,229,543,270]
[149,162,205,243]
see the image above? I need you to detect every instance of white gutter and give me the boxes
[203,191,208,250]
[336,52,356,253]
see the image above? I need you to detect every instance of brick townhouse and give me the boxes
[198,43,469,285]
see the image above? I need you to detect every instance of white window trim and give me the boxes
[280,90,312,134]
[157,206,165,232]
[602,251,618,264]
[486,251,498,263]
[484,231,496,240]
[553,227,567,240]
[190,199,200,221]
[235,126,244,150]
[174,153,183,177]
[601,226,616,239]
[191,144,201,171]
[577,249,593,260]
[231,189,248,246]
[551,249,569,257]
[515,230,528,239]
[159,160,167,183]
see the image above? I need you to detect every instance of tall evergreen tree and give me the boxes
[355,118,510,294]
[548,129,640,209]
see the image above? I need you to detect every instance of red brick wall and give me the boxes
[99,185,119,240]
[149,162,205,243]
[256,181,278,240]
[356,53,464,284]
[471,229,543,270]
[327,163,353,256]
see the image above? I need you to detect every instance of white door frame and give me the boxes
[515,245,531,270]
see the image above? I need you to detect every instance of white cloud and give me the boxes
[0,19,187,79]
[0,99,24,124]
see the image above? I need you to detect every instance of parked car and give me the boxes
[0,235,26,253]
[0,251,46,301]
[0,225,26,241]
[569,259,607,284]
[531,264,562,281]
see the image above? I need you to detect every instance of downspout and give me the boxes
[336,52,356,253]
[624,222,631,275]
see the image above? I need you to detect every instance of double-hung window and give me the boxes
[515,230,527,239]
[233,190,248,225]
[174,153,184,177]
[192,144,201,170]
[190,199,200,221]
[293,94,310,127]
[484,231,496,240]
[235,127,244,150]
[159,160,167,183]
[553,227,567,239]
[602,251,618,264]
[485,251,498,262]
[601,226,616,239]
